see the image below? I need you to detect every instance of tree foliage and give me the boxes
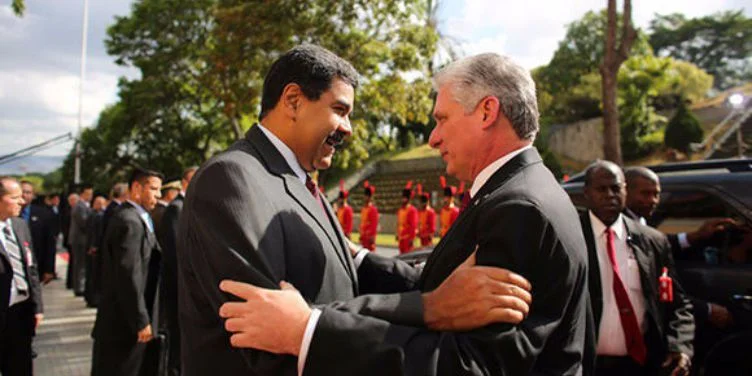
[65,0,438,187]
[664,98,703,153]
[650,10,752,89]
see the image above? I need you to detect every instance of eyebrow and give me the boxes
[333,99,352,112]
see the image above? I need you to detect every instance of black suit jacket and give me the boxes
[1,218,43,334]
[581,212,695,367]
[307,148,595,376]
[27,204,57,275]
[92,202,158,342]
[98,201,121,251]
[178,126,429,376]
[158,194,182,330]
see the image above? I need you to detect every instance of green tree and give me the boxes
[650,11,752,89]
[664,98,703,153]
[10,0,24,16]
[89,0,438,188]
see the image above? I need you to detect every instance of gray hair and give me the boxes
[110,182,128,199]
[433,53,539,141]
[624,166,659,186]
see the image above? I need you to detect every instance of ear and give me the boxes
[478,96,500,130]
[280,83,303,119]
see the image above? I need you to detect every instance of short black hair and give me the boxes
[259,44,359,120]
[128,168,164,188]
[78,184,94,194]
[583,160,622,187]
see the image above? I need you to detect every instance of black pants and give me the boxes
[84,252,101,307]
[0,301,35,376]
[91,339,146,376]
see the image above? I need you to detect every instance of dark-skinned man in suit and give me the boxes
[0,177,43,376]
[91,169,163,376]
[214,51,594,375]
[581,161,694,376]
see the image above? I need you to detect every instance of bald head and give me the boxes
[583,160,626,226]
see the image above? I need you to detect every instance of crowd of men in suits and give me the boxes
[2,43,747,376]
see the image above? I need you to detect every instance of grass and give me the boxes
[350,232,442,248]
[389,144,440,160]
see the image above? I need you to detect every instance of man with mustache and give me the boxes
[177,45,533,376]
[216,52,594,375]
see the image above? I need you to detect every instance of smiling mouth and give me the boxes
[325,130,345,147]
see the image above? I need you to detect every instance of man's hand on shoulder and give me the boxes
[219,280,311,355]
[422,250,532,331]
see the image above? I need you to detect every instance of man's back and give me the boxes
[418,149,594,375]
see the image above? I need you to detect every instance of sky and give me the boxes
[0,0,749,173]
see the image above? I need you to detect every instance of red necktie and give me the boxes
[305,176,326,213]
[459,193,471,212]
[605,228,647,365]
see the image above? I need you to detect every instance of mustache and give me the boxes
[325,130,347,147]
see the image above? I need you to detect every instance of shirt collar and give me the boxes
[470,144,532,198]
[257,123,308,185]
[589,210,626,240]
[126,200,148,217]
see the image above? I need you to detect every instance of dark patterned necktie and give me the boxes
[306,176,326,213]
[3,224,29,294]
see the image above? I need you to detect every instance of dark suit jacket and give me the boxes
[581,212,695,367]
[69,200,91,249]
[92,202,158,342]
[1,218,43,334]
[307,148,595,376]
[158,194,183,331]
[179,126,375,375]
[27,204,57,276]
[86,210,105,251]
[98,200,121,251]
[151,202,167,239]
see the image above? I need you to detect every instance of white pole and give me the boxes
[74,0,89,184]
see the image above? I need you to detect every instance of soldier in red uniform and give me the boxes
[358,181,379,252]
[335,180,353,239]
[416,184,436,247]
[396,181,418,254]
[439,176,460,237]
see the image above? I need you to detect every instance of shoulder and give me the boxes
[626,217,668,247]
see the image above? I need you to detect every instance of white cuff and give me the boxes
[353,249,369,270]
[297,308,322,376]
[678,232,691,249]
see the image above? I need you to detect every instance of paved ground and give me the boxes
[34,256,95,376]
[31,246,400,376]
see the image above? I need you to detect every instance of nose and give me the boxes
[340,116,353,137]
[428,126,441,149]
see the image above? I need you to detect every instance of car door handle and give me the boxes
[731,294,752,302]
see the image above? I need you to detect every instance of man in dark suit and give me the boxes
[580,161,694,375]
[84,195,107,307]
[0,177,44,376]
[19,182,57,285]
[69,184,93,296]
[211,50,593,375]
[62,192,78,289]
[158,166,196,376]
[91,169,163,376]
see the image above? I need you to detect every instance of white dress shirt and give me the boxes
[469,145,532,198]
[589,211,647,356]
[258,124,319,376]
[0,219,29,306]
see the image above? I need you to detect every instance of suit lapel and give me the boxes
[580,213,603,329]
[245,126,355,282]
[419,148,543,286]
[623,219,657,302]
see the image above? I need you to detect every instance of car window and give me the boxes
[652,189,751,265]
